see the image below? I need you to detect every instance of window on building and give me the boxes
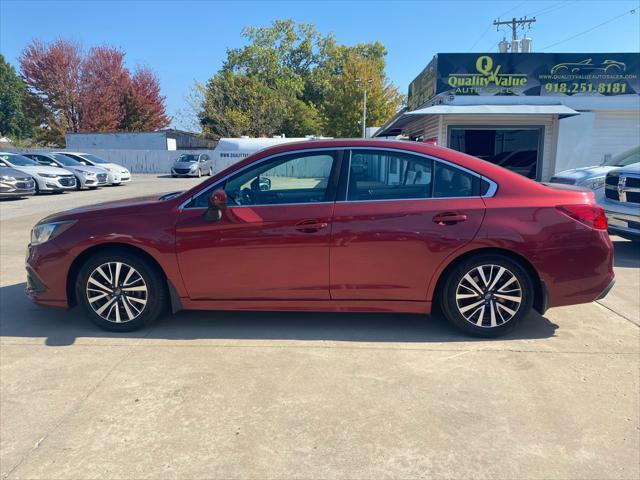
[449,127,542,180]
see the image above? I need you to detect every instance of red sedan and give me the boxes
[26,140,614,337]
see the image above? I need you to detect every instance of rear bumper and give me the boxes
[596,278,616,301]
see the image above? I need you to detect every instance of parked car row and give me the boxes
[0,152,131,199]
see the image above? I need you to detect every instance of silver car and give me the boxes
[0,165,35,199]
[24,153,108,190]
[550,146,640,199]
[0,152,76,193]
[171,153,213,178]
[54,152,131,186]
[601,163,640,242]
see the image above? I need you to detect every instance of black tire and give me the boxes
[75,248,167,332]
[439,253,533,337]
[208,167,213,176]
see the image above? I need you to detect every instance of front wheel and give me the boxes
[439,254,533,337]
[75,249,167,331]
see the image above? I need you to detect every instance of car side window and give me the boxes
[347,150,433,201]
[433,162,479,198]
[187,151,336,208]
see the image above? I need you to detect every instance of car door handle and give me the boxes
[295,219,329,233]
[433,212,468,225]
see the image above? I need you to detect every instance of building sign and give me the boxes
[408,56,438,111]
[407,53,639,110]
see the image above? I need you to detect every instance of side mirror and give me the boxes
[204,188,227,221]
[80,161,87,165]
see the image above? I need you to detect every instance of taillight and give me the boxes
[556,204,608,230]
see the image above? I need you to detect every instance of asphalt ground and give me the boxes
[1,175,638,479]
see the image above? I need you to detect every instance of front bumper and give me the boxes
[172,169,199,177]
[604,203,640,240]
[37,176,77,191]
[25,242,70,308]
[0,179,36,198]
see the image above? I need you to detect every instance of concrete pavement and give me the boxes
[1,175,638,479]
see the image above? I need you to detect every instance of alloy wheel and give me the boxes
[85,262,148,323]
[455,264,522,328]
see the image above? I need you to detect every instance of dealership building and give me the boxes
[375,53,640,180]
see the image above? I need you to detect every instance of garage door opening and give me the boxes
[448,127,544,180]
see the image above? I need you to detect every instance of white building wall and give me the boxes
[65,132,168,150]
[555,110,640,173]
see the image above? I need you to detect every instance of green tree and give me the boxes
[199,20,403,139]
[0,54,32,139]
[322,46,404,137]
[200,71,288,139]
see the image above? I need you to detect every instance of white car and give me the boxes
[0,152,77,193]
[54,152,131,185]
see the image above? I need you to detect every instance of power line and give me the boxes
[539,8,637,50]
[527,1,572,17]
[470,1,526,51]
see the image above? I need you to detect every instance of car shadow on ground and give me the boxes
[612,239,640,268]
[0,282,558,347]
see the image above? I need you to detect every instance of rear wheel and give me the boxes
[75,249,167,331]
[439,254,533,337]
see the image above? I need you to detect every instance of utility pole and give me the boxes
[355,78,373,138]
[493,16,536,42]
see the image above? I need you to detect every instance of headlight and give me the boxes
[0,175,16,182]
[30,221,76,246]
[81,171,96,177]
[103,167,113,172]
[189,164,197,170]
[39,173,58,178]
[580,177,605,190]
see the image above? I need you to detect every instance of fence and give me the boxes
[5,148,218,174]
[5,148,333,178]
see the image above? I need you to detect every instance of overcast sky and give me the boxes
[2,0,639,129]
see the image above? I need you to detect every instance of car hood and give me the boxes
[0,167,33,179]
[552,165,614,184]
[95,162,128,172]
[174,162,198,169]
[69,165,106,175]
[12,165,73,176]
[40,194,171,224]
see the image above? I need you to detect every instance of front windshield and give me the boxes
[0,153,38,166]
[604,149,640,167]
[50,153,81,166]
[80,154,109,164]
[176,154,199,163]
